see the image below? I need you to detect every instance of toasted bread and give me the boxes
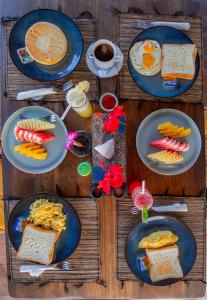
[161,44,197,80]
[146,245,183,282]
[17,223,59,265]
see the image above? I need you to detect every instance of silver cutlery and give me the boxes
[20,260,73,277]
[58,261,73,271]
[135,20,190,31]
[20,113,57,123]
[17,80,74,101]
[129,203,188,215]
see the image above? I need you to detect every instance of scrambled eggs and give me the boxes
[28,199,66,232]
[138,230,179,249]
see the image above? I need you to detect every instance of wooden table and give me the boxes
[1,0,207,298]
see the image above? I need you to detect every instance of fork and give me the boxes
[20,113,57,123]
[57,261,73,271]
[135,20,190,31]
[17,80,74,101]
[20,260,73,276]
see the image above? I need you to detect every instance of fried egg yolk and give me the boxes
[143,41,155,53]
[143,53,155,68]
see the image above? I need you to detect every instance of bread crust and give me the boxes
[161,44,197,79]
[17,223,59,265]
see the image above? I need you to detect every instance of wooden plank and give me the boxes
[1,0,207,299]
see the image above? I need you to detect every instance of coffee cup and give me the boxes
[90,39,122,69]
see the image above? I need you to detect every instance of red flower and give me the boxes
[97,172,111,195]
[109,165,123,176]
[103,105,126,134]
[97,164,126,194]
[104,116,120,133]
[110,105,125,118]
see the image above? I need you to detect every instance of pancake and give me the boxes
[25,22,67,65]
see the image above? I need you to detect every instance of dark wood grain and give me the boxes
[1,0,207,298]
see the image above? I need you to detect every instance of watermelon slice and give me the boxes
[14,126,55,144]
[150,137,189,152]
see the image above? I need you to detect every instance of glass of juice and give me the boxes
[66,88,92,118]
[130,181,153,223]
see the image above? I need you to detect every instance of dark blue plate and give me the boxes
[128,26,200,97]
[8,193,81,264]
[9,9,83,81]
[125,216,197,286]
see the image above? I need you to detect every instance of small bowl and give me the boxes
[112,183,127,199]
[90,183,104,199]
[70,131,92,157]
[99,92,118,112]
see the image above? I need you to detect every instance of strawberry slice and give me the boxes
[14,126,55,144]
[150,137,189,152]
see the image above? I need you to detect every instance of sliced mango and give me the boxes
[157,122,192,138]
[14,143,48,160]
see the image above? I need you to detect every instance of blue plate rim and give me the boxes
[136,108,202,176]
[1,106,68,174]
[8,192,82,263]
[124,215,197,286]
[9,8,84,82]
[127,25,200,98]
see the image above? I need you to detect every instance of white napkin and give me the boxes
[17,88,57,100]
[20,264,57,277]
[94,139,115,160]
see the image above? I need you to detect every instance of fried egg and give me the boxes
[130,40,162,76]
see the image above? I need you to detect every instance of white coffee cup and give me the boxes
[91,39,122,69]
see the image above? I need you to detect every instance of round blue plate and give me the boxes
[9,9,83,81]
[128,26,200,97]
[125,216,197,286]
[2,106,67,174]
[8,193,81,264]
[136,109,201,176]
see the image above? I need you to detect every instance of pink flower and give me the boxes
[65,131,78,150]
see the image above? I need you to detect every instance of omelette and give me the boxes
[138,230,179,249]
[130,40,162,76]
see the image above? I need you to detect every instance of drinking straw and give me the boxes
[141,180,145,194]
[141,180,148,224]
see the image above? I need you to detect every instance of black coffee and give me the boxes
[94,44,114,62]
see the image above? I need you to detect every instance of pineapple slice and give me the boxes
[147,150,183,165]
[14,143,48,160]
[17,118,55,132]
[157,122,192,138]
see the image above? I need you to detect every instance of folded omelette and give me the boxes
[138,230,179,249]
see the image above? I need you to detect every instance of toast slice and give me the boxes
[161,44,197,80]
[17,223,59,265]
[146,244,183,282]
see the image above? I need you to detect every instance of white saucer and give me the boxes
[86,43,124,78]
